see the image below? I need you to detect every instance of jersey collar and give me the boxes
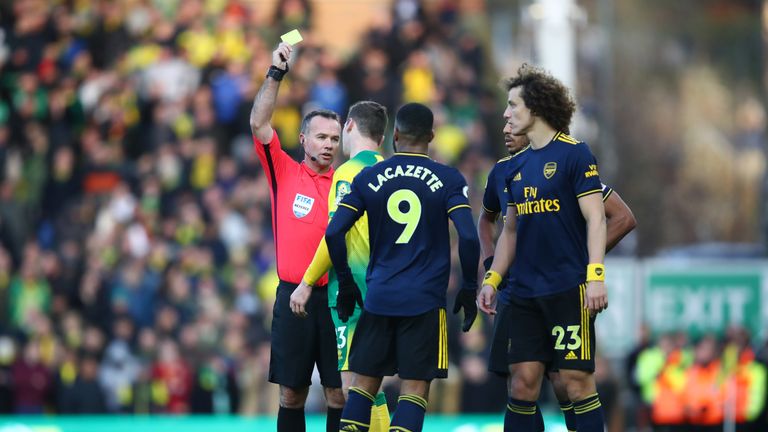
[393,152,430,158]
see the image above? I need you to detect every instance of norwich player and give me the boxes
[289,100,391,431]
[327,103,480,432]
[479,65,609,432]
[480,123,636,431]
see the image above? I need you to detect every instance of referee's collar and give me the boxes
[301,161,334,178]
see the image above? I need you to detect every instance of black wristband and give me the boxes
[266,65,289,81]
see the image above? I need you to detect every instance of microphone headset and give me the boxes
[301,137,318,162]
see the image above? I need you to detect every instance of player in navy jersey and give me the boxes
[326,103,480,432]
[478,65,610,432]
[480,123,636,431]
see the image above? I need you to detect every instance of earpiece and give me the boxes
[301,137,317,161]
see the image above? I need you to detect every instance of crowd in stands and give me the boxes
[626,326,768,431]
[0,0,512,416]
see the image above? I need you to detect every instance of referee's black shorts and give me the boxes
[269,280,341,388]
[349,307,448,381]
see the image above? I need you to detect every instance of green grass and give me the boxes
[0,413,569,432]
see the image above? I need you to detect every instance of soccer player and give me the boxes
[478,64,609,432]
[250,42,344,432]
[289,100,391,431]
[480,123,636,431]
[326,103,480,432]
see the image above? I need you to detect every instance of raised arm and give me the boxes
[250,43,292,143]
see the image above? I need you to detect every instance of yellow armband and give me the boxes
[587,263,605,282]
[483,270,502,291]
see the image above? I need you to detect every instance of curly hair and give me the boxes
[501,64,576,134]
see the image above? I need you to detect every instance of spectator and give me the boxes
[99,340,141,413]
[11,341,52,414]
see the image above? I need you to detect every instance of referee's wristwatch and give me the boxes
[266,64,289,81]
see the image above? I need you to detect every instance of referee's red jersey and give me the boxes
[254,130,332,286]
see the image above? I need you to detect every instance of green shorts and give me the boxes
[330,303,363,371]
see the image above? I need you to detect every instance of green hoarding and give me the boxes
[0,414,568,432]
[645,268,763,338]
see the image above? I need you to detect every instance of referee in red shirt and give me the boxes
[250,42,344,432]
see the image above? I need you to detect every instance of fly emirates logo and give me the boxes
[368,164,444,192]
[515,186,560,216]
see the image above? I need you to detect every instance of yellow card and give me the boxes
[280,29,303,46]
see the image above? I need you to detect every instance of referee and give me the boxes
[250,42,344,432]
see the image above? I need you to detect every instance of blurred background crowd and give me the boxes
[0,0,766,430]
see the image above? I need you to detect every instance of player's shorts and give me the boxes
[349,308,448,381]
[506,283,596,372]
[269,280,342,388]
[329,302,362,371]
[488,301,511,376]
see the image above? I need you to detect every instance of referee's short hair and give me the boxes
[301,109,341,135]
[395,103,433,143]
[347,101,388,144]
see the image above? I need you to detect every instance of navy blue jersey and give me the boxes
[503,132,602,298]
[337,153,471,315]
[482,150,613,304]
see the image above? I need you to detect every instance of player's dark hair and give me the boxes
[347,101,388,144]
[394,103,433,143]
[501,64,576,134]
[301,109,341,135]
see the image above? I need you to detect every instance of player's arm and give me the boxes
[303,239,332,286]
[449,206,480,332]
[327,208,361,277]
[326,188,366,322]
[604,190,636,253]
[478,210,499,262]
[290,168,348,317]
[479,204,518,315]
[579,192,607,314]
[290,238,332,317]
[249,43,292,143]
[572,143,608,314]
[478,166,501,264]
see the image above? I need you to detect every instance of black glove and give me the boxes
[335,273,363,323]
[452,289,478,332]
[483,256,506,291]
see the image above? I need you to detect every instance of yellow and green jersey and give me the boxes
[302,150,383,306]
